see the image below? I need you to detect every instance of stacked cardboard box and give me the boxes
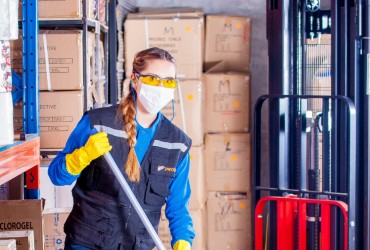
[0,200,44,250]
[205,15,251,72]
[18,0,105,22]
[306,34,331,115]
[0,231,35,250]
[0,239,16,250]
[305,34,331,190]
[40,157,75,209]
[203,65,250,133]
[204,15,252,249]
[161,80,204,146]
[156,206,206,250]
[124,9,204,79]
[43,208,71,250]
[206,192,251,250]
[205,133,251,192]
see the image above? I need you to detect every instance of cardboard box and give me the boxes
[157,208,206,250]
[12,101,22,133]
[204,70,250,133]
[97,0,106,24]
[306,34,331,45]
[38,0,83,19]
[0,239,16,250]
[40,158,75,209]
[161,80,204,146]
[207,192,251,250]
[189,146,205,210]
[15,89,91,138]
[137,7,204,17]
[0,175,24,200]
[19,0,95,20]
[91,33,107,108]
[0,200,44,250]
[124,15,204,79]
[40,91,84,149]
[0,183,9,200]
[205,15,251,72]
[11,31,85,90]
[87,31,98,109]
[307,75,331,115]
[0,231,34,250]
[205,133,251,192]
[43,208,71,250]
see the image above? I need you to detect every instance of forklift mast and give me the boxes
[254,0,370,249]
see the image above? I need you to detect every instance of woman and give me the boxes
[48,47,194,250]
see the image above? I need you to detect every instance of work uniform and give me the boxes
[48,105,195,249]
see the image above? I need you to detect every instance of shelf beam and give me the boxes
[0,135,40,186]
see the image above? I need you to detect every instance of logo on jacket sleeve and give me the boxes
[157,165,176,173]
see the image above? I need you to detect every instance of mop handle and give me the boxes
[103,152,166,250]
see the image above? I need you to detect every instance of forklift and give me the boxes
[253,0,370,249]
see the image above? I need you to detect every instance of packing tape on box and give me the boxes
[43,34,52,91]
[96,78,106,104]
[0,92,14,145]
[176,81,187,133]
[145,18,149,49]
[87,82,94,109]
[95,33,101,78]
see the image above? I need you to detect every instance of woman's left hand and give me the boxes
[173,240,190,250]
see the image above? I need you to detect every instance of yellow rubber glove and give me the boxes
[66,132,112,175]
[173,240,190,250]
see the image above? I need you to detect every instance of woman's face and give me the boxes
[132,59,176,94]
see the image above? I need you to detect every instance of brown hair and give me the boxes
[118,47,175,182]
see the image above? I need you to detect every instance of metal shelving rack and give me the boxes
[38,0,110,111]
[0,0,41,199]
[1,0,119,196]
[38,0,118,158]
[108,0,118,105]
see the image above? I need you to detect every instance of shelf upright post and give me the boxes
[108,0,117,104]
[82,0,88,110]
[22,0,40,199]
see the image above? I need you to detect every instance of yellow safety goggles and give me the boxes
[135,73,178,89]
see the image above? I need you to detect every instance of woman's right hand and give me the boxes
[65,131,112,175]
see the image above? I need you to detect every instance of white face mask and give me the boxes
[138,83,175,114]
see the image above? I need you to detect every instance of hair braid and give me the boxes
[119,89,140,182]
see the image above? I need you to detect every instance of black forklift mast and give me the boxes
[256,0,370,249]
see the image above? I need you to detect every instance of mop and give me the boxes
[103,152,166,250]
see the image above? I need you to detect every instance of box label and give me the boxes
[213,150,246,171]
[216,34,244,53]
[0,222,34,231]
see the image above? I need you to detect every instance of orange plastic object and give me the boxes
[0,135,40,187]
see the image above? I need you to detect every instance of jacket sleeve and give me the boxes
[48,114,92,186]
[165,152,195,247]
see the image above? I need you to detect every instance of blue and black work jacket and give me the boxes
[50,105,193,249]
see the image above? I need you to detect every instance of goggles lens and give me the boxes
[137,74,178,89]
